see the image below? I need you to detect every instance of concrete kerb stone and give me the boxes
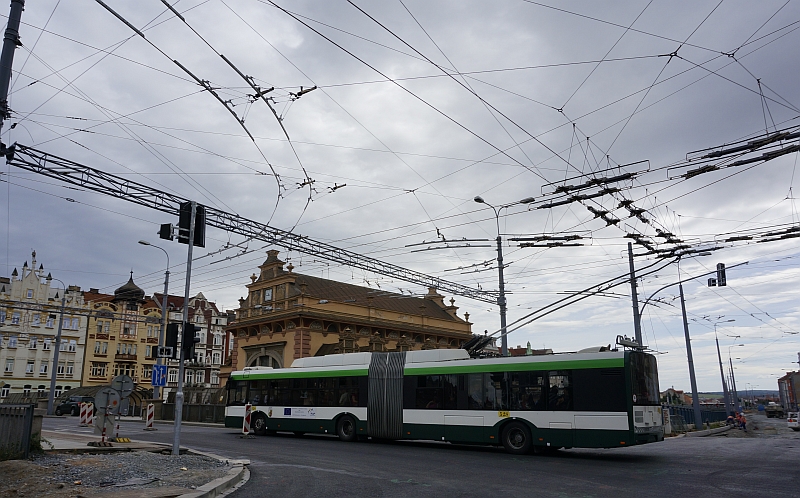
[178,447,250,498]
[684,425,733,437]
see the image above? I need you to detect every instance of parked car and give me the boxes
[54,395,94,416]
[788,412,799,431]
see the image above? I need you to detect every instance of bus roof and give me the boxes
[229,348,628,379]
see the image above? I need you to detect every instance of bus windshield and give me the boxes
[630,352,659,406]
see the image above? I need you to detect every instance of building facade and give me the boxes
[162,292,228,393]
[221,250,474,383]
[0,252,87,400]
[80,274,162,391]
[779,371,800,411]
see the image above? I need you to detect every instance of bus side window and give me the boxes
[271,379,291,406]
[547,371,572,411]
[319,377,335,407]
[443,375,458,410]
[509,372,545,411]
[358,376,368,407]
[337,377,361,407]
[467,373,484,409]
[489,373,506,410]
[415,375,443,409]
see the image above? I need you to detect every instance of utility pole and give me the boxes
[678,283,704,429]
[715,332,732,416]
[628,242,643,346]
[496,234,508,357]
[729,357,739,412]
[46,278,66,415]
[0,0,24,134]
[173,201,196,456]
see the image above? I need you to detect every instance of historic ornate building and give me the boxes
[0,252,87,400]
[161,292,228,393]
[80,274,162,390]
[221,250,474,382]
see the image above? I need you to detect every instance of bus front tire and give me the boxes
[336,415,357,442]
[501,421,532,455]
[252,414,267,436]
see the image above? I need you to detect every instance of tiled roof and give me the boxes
[82,291,114,303]
[289,274,461,322]
[153,293,185,310]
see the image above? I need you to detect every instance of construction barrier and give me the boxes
[242,403,252,435]
[144,403,156,431]
[79,402,93,427]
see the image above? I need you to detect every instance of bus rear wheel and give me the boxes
[501,421,532,455]
[337,415,357,442]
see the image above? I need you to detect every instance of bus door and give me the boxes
[545,371,574,448]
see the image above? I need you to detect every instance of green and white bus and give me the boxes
[225,348,663,454]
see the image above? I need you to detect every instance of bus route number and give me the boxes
[498,411,510,418]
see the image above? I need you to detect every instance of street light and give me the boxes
[728,343,744,412]
[713,320,735,415]
[139,240,170,400]
[473,195,519,357]
[46,277,67,416]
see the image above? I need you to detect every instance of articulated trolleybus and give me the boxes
[225,347,663,454]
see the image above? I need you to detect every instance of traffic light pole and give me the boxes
[172,201,196,456]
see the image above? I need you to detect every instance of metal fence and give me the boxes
[159,403,226,423]
[664,404,728,428]
[0,404,34,460]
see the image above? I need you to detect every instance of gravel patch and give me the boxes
[1,451,232,497]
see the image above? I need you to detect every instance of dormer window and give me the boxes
[263,288,273,302]
[26,289,33,299]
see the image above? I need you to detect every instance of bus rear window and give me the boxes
[630,352,659,406]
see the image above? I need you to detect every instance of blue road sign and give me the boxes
[152,364,168,387]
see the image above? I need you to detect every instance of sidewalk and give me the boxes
[42,429,173,453]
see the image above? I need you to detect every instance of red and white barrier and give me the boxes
[79,402,93,427]
[242,403,252,435]
[143,403,156,431]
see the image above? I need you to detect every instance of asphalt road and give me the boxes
[43,412,800,497]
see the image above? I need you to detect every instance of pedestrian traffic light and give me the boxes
[716,263,727,287]
[165,323,179,359]
[182,322,201,360]
[178,202,205,248]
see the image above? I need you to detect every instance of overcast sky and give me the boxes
[2,0,800,393]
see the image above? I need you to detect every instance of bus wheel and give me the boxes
[501,422,532,455]
[337,415,357,442]
[252,414,267,436]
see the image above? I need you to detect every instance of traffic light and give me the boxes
[716,263,727,287]
[178,202,205,248]
[182,322,201,360]
[159,223,174,241]
[165,322,180,359]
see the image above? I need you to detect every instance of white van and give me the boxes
[788,412,799,431]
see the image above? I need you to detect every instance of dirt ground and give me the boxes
[0,451,231,498]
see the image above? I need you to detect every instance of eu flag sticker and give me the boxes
[284,408,291,416]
